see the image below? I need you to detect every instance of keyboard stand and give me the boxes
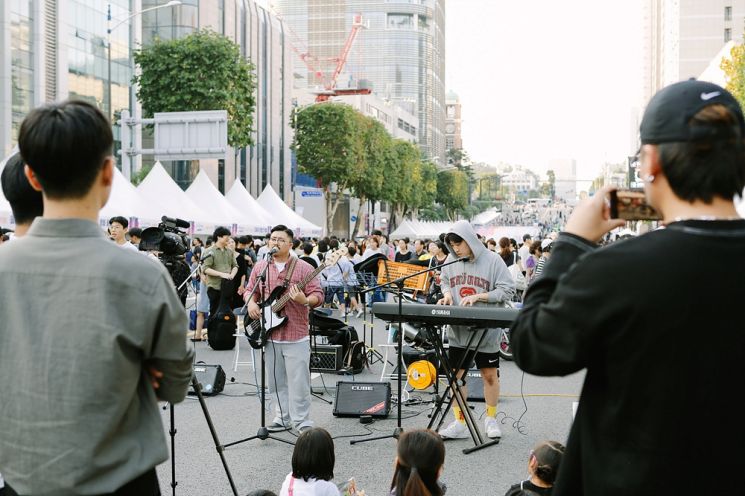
[426,326,500,454]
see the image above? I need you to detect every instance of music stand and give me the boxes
[353,253,390,365]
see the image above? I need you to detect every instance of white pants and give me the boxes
[266,340,313,429]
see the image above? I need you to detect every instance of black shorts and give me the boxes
[447,347,499,371]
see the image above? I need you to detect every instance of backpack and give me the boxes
[343,341,367,374]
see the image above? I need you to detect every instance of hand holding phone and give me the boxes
[609,189,661,221]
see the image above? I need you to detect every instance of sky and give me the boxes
[446,0,643,181]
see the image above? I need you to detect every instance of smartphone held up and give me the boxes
[609,189,661,221]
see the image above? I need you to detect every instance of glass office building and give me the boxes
[274,0,446,165]
[1,0,293,202]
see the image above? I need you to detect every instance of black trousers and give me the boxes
[207,287,221,320]
[4,468,160,496]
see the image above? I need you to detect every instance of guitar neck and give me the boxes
[271,259,327,312]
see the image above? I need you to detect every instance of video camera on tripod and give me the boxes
[140,216,192,304]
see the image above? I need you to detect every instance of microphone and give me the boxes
[266,247,279,257]
[161,216,191,229]
[200,253,213,261]
[459,256,470,262]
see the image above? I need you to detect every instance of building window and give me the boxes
[218,159,225,193]
[725,27,732,42]
[387,13,413,29]
[725,6,732,21]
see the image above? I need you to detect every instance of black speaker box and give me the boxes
[333,381,391,418]
[464,368,485,402]
[310,344,343,373]
[189,363,226,397]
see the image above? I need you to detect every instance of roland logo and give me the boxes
[431,309,451,316]
[351,385,373,391]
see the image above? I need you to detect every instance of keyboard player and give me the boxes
[436,221,515,440]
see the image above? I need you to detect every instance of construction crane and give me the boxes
[274,9,372,102]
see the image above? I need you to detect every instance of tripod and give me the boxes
[166,376,239,496]
[223,256,295,449]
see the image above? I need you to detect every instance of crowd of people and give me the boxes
[2,78,744,496]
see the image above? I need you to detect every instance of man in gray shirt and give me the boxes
[0,100,193,495]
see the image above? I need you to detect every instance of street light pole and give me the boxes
[106,1,181,123]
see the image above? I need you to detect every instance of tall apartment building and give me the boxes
[642,0,745,106]
[0,0,294,201]
[274,0,446,165]
[445,90,462,153]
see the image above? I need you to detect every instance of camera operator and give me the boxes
[0,100,194,495]
[511,80,745,495]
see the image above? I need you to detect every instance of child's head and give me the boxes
[391,429,445,496]
[529,440,565,486]
[292,428,335,482]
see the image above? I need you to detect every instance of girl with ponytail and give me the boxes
[389,429,446,496]
[504,440,565,496]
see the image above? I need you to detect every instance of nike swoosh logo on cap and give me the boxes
[701,91,721,101]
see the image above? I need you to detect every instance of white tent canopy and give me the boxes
[476,225,541,241]
[257,185,323,237]
[185,170,266,234]
[137,162,213,233]
[389,220,453,240]
[100,167,165,227]
[471,208,501,226]
[225,180,274,235]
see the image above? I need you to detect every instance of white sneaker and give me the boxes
[356,309,364,318]
[438,420,468,439]
[485,417,502,439]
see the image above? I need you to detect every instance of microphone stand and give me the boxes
[351,256,468,446]
[224,252,295,448]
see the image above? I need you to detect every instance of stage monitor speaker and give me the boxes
[189,363,225,397]
[465,368,485,402]
[333,381,391,418]
[310,344,343,373]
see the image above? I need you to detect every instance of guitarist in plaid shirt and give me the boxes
[245,225,323,434]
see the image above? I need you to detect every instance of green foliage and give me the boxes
[436,169,469,220]
[294,103,367,233]
[721,43,745,109]
[133,30,256,148]
[131,164,153,186]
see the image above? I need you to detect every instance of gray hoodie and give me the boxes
[440,220,515,353]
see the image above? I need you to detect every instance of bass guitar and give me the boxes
[245,249,345,349]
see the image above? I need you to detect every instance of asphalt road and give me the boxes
[157,312,584,496]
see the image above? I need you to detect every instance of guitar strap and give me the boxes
[281,257,298,289]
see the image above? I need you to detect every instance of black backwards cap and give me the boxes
[639,79,745,145]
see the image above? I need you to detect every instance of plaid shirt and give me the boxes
[244,258,323,342]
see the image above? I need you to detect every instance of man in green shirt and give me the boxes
[202,226,238,319]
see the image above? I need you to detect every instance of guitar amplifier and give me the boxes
[465,368,485,402]
[189,364,226,397]
[310,344,343,373]
[333,381,391,418]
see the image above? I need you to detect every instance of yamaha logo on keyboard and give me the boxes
[431,309,451,316]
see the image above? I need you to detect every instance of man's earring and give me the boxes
[645,175,655,183]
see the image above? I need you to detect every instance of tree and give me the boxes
[386,140,423,231]
[447,148,469,168]
[436,169,469,221]
[545,169,556,199]
[721,42,745,109]
[293,103,365,234]
[131,164,153,186]
[133,30,256,148]
[349,117,392,237]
